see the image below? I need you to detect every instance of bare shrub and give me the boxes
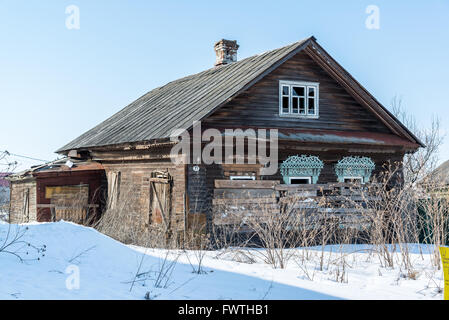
[128,217,180,292]
[242,196,310,269]
[391,96,443,185]
[0,224,46,262]
[183,213,210,274]
[50,188,89,224]
[129,247,181,292]
[340,163,421,278]
[94,185,148,245]
[417,178,449,269]
[210,200,256,262]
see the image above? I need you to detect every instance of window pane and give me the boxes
[290,177,311,185]
[282,96,289,113]
[308,87,315,97]
[293,86,305,97]
[308,98,315,114]
[299,98,306,114]
[292,97,299,113]
[282,85,289,95]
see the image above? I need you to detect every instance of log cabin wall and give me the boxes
[203,51,393,133]
[186,163,223,233]
[9,178,37,223]
[100,159,186,244]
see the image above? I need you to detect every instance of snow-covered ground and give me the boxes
[0,221,444,300]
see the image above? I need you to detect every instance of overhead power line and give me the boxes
[1,150,50,163]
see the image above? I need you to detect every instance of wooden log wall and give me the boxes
[9,179,37,223]
[101,160,186,244]
[203,51,392,133]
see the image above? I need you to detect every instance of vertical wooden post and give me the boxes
[50,206,56,222]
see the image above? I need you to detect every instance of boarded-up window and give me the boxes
[149,171,172,230]
[107,171,121,210]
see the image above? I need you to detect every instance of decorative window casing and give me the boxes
[279,81,319,118]
[335,156,375,184]
[280,155,324,184]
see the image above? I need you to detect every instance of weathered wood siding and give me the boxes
[9,179,37,223]
[101,160,186,243]
[204,51,392,134]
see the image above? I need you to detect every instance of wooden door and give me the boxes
[149,171,172,231]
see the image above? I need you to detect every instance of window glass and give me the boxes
[292,86,305,97]
[308,98,315,114]
[308,87,315,97]
[292,97,299,113]
[299,98,306,114]
[282,96,289,113]
[290,177,311,184]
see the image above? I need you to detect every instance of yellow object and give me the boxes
[45,185,88,199]
[439,246,449,300]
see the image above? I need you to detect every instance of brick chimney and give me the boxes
[214,39,239,66]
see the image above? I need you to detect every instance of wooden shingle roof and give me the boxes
[57,36,423,153]
[57,38,311,153]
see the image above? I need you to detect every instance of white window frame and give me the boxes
[288,176,312,184]
[230,176,256,181]
[343,176,364,184]
[279,80,319,119]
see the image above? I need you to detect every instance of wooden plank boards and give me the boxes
[212,181,382,227]
[214,188,278,199]
[214,179,279,189]
[36,204,99,208]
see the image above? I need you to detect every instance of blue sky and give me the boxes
[0,0,448,171]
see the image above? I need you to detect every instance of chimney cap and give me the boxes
[214,39,239,47]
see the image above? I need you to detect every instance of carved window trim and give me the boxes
[280,155,324,184]
[335,156,375,184]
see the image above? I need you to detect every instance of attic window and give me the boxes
[279,81,319,118]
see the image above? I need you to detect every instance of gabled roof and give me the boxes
[57,37,423,153]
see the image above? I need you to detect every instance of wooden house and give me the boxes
[10,37,423,243]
